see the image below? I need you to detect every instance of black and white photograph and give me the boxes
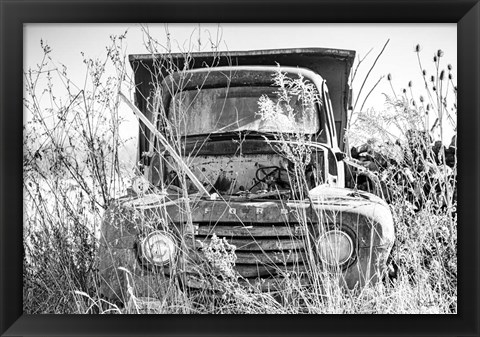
[23,23,458,314]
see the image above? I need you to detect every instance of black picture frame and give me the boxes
[1,0,479,336]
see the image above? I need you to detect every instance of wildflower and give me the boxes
[203,234,237,280]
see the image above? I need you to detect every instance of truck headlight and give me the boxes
[140,231,177,266]
[317,230,353,266]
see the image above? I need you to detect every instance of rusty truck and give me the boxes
[98,48,395,304]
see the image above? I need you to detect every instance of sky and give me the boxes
[24,23,457,158]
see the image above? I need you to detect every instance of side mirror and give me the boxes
[335,151,346,161]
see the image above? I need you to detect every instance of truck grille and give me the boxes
[190,221,312,279]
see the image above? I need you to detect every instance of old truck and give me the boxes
[98,48,395,304]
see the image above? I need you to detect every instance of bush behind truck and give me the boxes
[98,48,395,305]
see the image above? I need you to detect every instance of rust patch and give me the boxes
[212,171,232,193]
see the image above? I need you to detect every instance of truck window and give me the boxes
[168,86,321,136]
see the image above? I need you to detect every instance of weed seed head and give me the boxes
[440,70,445,81]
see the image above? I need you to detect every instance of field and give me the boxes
[23,32,457,314]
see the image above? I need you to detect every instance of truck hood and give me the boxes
[120,184,386,210]
[308,184,387,207]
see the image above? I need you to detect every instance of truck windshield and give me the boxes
[168,86,320,136]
